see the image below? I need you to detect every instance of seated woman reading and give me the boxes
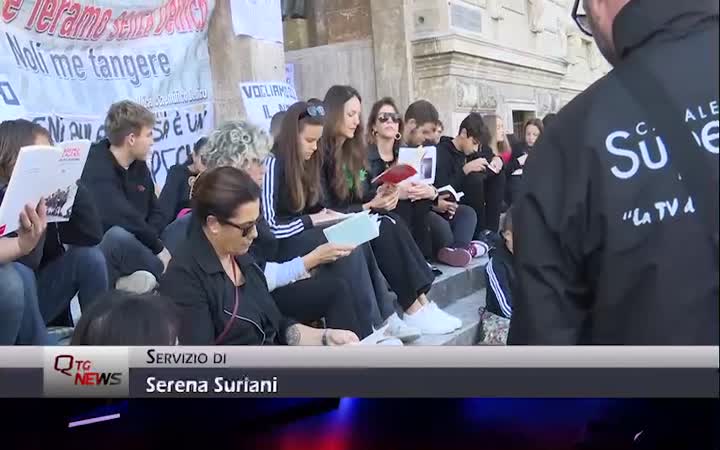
[159,166,359,346]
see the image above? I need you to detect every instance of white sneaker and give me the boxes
[403,303,458,335]
[383,313,422,343]
[429,302,462,331]
[115,271,158,294]
[361,324,406,346]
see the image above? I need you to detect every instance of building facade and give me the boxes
[282,0,609,136]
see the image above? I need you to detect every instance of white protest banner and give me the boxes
[285,63,295,88]
[231,0,283,43]
[240,81,298,132]
[0,0,216,189]
[0,73,26,122]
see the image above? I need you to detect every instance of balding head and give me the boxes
[583,0,631,65]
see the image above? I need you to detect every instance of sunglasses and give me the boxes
[378,113,401,124]
[220,218,259,237]
[572,0,592,36]
[299,105,326,120]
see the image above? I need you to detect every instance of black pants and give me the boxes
[272,275,362,337]
[371,215,434,311]
[394,199,433,260]
[462,172,506,236]
[427,206,477,256]
[506,174,523,207]
[275,228,395,337]
[98,226,164,286]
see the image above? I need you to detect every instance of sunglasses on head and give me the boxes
[572,0,592,36]
[220,218,259,237]
[299,105,326,120]
[378,113,401,124]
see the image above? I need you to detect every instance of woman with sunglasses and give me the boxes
[366,97,435,261]
[320,85,463,335]
[263,101,420,342]
[159,165,359,346]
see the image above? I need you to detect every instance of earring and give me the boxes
[394,133,402,141]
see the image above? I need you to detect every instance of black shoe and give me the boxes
[426,261,443,277]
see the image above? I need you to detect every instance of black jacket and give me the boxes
[1,182,102,270]
[508,0,719,345]
[435,136,469,191]
[158,217,296,345]
[81,139,165,254]
[505,143,529,177]
[366,144,396,199]
[484,243,515,319]
[262,154,324,239]
[157,162,194,229]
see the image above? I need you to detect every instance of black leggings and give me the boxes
[462,172,506,235]
[393,199,433,260]
[370,215,434,311]
[272,275,362,337]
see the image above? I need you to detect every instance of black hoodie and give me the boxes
[435,136,470,191]
[508,0,719,345]
[81,139,165,254]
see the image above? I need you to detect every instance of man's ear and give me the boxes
[406,118,417,131]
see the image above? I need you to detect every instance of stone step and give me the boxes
[409,289,487,346]
[427,256,489,309]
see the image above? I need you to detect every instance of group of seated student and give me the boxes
[261,88,463,339]
[0,119,108,345]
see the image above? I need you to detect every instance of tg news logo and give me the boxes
[54,354,122,386]
[44,348,129,397]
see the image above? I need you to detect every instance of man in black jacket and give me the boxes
[509,0,719,344]
[82,101,171,293]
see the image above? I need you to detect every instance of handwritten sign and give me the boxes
[239,81,298,131]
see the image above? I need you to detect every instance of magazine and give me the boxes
[397,146,437,185]
[0,140,91,236]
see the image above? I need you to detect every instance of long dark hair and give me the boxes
[273,101,325,212]
[0,119,52,184]
[71,291,180,345]
[322,85,366,201]
[366,97,403,153]
[524,118,545,145]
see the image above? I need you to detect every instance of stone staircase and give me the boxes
[411,257,489,346]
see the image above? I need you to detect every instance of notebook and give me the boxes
[323,211,380,247]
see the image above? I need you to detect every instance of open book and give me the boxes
[371,163,417,185]
[0,140,91,236]
[397,146,437,185]
[323,210,380,247]
[437,185,465,202]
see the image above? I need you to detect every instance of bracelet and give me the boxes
[321,328,329,346]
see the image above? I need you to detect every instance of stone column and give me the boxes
[369,0,415,110]
[208,0,286,123]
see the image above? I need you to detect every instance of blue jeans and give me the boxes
[0,263,49,345]
[36,246,109,324]
[99,227,164,286]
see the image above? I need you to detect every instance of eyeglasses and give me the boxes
[572,0,592,36]
[299,105,326,120]
[220,218,259,237]
[378,113,401,124]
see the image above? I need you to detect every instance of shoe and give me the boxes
[403,303,459,335]
[363,324,407,345]
[376,337,404,346]
[437,247,472,267]
[428,301,462,331]
[383,313,422,343]
[468,240,489,259]
[116,271,158,294]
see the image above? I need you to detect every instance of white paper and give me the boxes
[512,168,524,176]
[323,211,380,247]
[0,140,91,236]
[397,146,437,185]
[239,82,298,131]
[285,63,296,88]
[231,0,284,43]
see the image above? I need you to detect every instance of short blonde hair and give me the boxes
[199,121,271,170]
[104,100,155,146]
